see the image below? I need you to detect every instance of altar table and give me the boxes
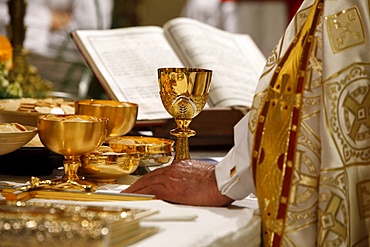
[0,151,261,247]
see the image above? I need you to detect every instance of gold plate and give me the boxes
[109,136,174,166]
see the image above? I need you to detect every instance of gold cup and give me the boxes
[75,99,138,139]
[37,114,107,191]
[158,68,212,160]
[74,99,139,183]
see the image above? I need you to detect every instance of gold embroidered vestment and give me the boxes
[249,0,370,246]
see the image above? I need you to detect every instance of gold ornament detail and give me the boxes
[323,64,370,165]
[325,6,366,53]
[251,0,324,246]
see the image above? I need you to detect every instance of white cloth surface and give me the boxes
[0,180,260,246]
[96,184,198,221]
[132,203,260,247]
[12,196,260,247]
[95,184,261,246]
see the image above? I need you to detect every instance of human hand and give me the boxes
[122,159,234,207]
[51,10,72,31]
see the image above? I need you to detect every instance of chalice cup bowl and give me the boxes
[37,114,108,191]
[158,68,212,161]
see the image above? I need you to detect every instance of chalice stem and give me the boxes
[58,155,96,191]
[63,156,81,181]
[171,126,195,161]
[174,136,191,160]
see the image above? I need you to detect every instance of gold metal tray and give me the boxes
[109,136,174,166]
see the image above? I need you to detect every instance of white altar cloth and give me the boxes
[0,189,260,246]
[0,171,261,247]
[13,196,261,247]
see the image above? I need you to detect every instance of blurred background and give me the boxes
[0,0,299,100]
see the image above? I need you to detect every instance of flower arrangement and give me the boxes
[0,35,12,71]
[0,35,23,98]
[0,35,52,99]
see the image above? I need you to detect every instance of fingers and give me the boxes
[131,183,192,205]
[122,168,168,193]
[121,160,226,206]
[132,184,168,199]
[122,174,181,203]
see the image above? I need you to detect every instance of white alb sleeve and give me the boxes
[215,113,255,200]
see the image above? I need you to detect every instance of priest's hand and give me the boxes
[121,159,234,207]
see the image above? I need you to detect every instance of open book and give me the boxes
[71,17,266,122]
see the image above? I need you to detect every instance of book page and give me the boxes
[163,18,267,109]
[72,26,183,121]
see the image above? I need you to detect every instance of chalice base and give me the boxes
[48,177,98,192]
[51,156,98,192]
[19,176,97,194]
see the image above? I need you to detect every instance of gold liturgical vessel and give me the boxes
[37,115,107,191]
[75,99,140,183]
[158,68,212,160]
[75,99,138,140]
[2,113,154,201]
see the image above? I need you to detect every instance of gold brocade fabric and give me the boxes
[248,0,370,246]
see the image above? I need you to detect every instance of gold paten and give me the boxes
[79,151,141,184]
[37,114,107,191]
[74,99,141,182]
[158,68,212,161]
[109,136,175,166]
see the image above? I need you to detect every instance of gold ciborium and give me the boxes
[75,100,139,183]
[75,99,138,139]
[158,68,212,160]
[37,114,107,191]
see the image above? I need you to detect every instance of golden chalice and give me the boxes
[37,114,107,191]
[75,100,140,183]
[158,68,212,160]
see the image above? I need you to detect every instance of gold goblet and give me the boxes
[37,114,107,191]
[158,68,212,160]
[75,100,139,183]
[75,99,138,139]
